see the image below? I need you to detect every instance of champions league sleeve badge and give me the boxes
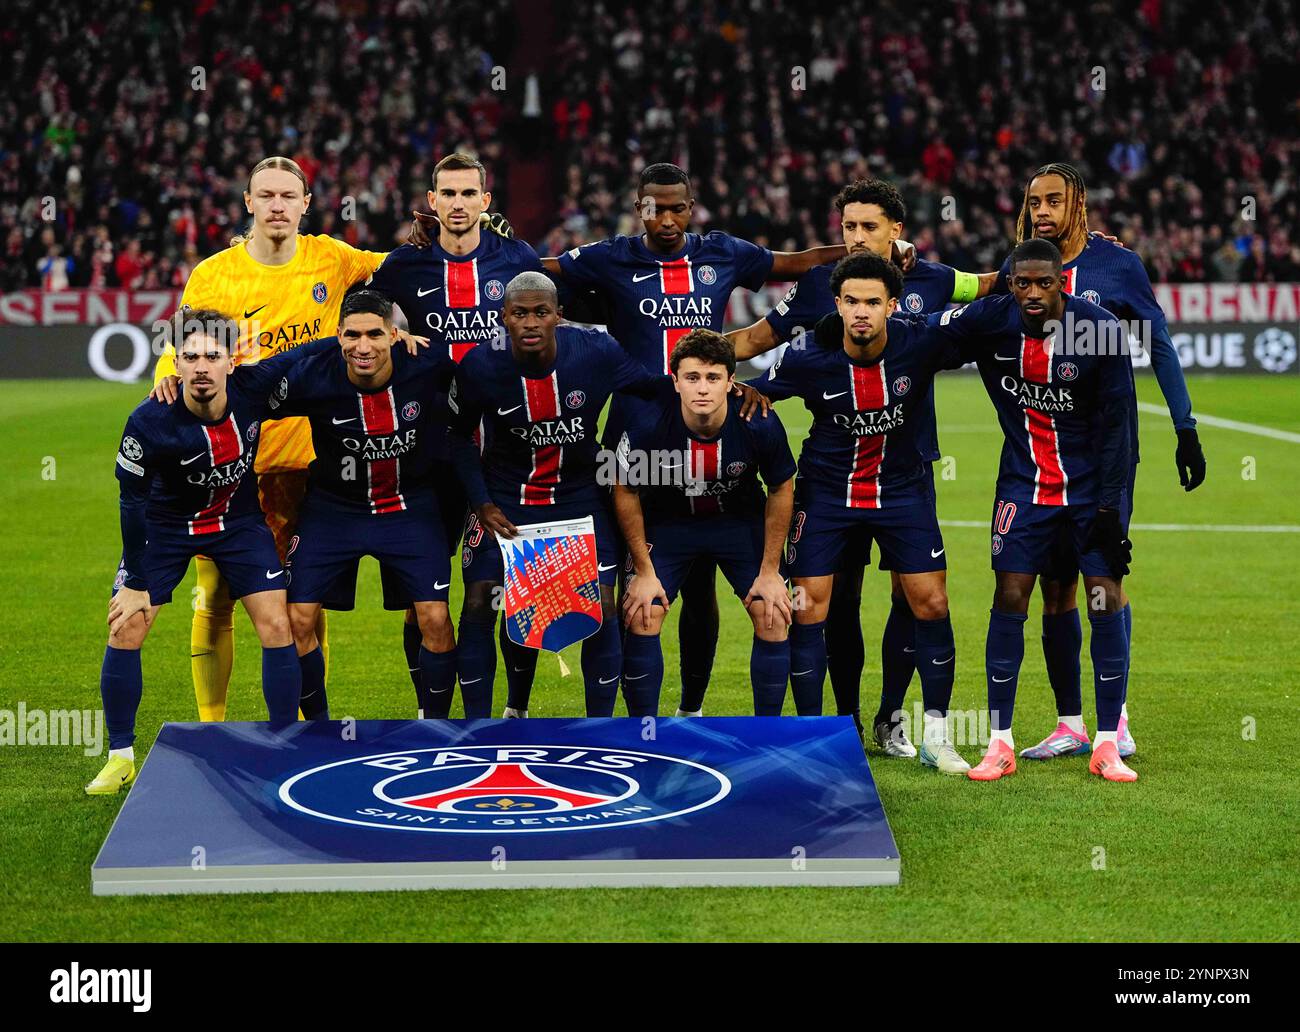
[497,517,602,652]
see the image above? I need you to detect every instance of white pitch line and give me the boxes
[1137,401,1300,443]
[939,519,1300,533]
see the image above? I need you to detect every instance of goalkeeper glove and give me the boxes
[1175,427,1206,491]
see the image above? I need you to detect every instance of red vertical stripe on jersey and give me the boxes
[190,416,244,535]
[521,373,562,505]
[445,259,479,308]
[846,362,888,509]
[1062,266,1077,295]
[662,327,692,374]
[659,257,693,295]
[1020,334,1068,505]
[688,439,721,515]
[360,389,405,514]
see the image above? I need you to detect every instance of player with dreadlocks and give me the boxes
[992,161,1206,764]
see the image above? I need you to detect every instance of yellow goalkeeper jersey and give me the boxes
[155,234,389,474]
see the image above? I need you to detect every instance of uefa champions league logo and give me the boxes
[279,745,731,833]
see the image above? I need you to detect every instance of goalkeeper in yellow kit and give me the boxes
[154,156,392,720]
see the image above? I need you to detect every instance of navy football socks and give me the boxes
[621,631,663,717]
[581,619,622,716]
[101,645,143,751]
[261,643,302,725]
[985,609,1027,731]
[875,593,916,727]
[1041,609,1083,717]
[456,615,497,717]
[417,645,458,719]
[500,622,539,712]
[825,589,864,726]
[298,645,330,720]
[402,620,421,693]
[788,620,827,716]
[1089,608,1129,733]
[913,614,956,717]
[751,636,791,716]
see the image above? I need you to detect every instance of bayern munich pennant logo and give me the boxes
[402,400,420,421]
[278,745,732,833]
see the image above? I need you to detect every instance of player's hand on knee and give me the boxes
[394,327,430,354]
[746,571,793,630]
[108,588,151,635]
[623,575,668,631]
[733,383,771,421]
[476,502,517,540]
[150,375,181,405]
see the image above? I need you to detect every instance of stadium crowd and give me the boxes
[3,0,1298,292]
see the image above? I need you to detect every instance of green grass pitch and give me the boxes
[1,373,1297,941]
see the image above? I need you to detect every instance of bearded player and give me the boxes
[994,163,1205,761]
[543,162,844,718]
[729,177,996,753]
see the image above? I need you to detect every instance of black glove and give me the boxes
[1175,427,1206,491]
[481,212,514,239]
[1085,507,1132,579]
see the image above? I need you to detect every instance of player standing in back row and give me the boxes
[543,162,845,718]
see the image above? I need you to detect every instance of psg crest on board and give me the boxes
[497,517,602,651]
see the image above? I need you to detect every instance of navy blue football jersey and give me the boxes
[557,231,773,374]
[366,235,545,364]
[238,339,456,515]
[448,325,666,511]
[927,293,1135,507]
[752,315,966,509]
[995,235,1194,443]
[616,392,797,522]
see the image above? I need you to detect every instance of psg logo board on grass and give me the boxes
[91,718,901,894]
[497,517,602,652]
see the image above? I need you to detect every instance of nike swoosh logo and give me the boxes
[599,676,618,684]
[434,581,450,590]
[1100,673,1123,681]
[460,678,482,685]
[932,654,955,665]
[243,305,267,319]
[992,675,1014,683]
[822,390,847,400]
[791,669,812,676]
[417,286,442,297]
[597,563,617,572]
[266,570,283,579]
[512,667,529,673]
[903,647,915,654]
[497,405,522,416]
[625,672,650,681]
[180,452,206,465]
[994,354,1018,361]
[332,417,356,425]
[632,272,658,283]
[931,548,945,558]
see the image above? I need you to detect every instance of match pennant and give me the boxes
[497,516,602,652]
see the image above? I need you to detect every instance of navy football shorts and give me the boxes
[634,515,765,604]
[286,501,450,610]
[460,500,621,588]
[989,486,1133,579]
[113,515,285,605]
[784,489,947,579]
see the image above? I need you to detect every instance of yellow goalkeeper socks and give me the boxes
[191,558,235,721]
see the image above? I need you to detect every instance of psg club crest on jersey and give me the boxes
[246,423,258,442]
[277,744,731,834]
[1082,289,1101,305]
[904,292,924,313]
[892,375,912,397]
[697,264,717,285]
[727,461,747,476]
[497,517,602,652]
[485,279,505,301]
[402,401,420,421]
[312,281,328,304]
[565,389,586,409]
[1058,362,1079,381]
[991,533,1004,556]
